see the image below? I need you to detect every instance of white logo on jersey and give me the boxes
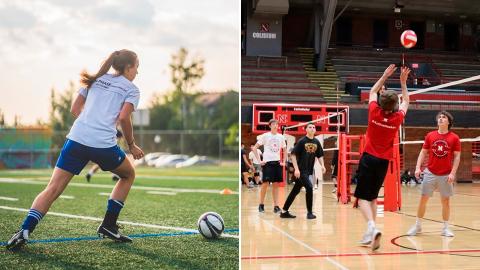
[268,137,281,153]
[432,140,449,157]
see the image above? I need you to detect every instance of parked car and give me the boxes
[144,152,170,167]
[176,155,217,168]
[154,154,189,168]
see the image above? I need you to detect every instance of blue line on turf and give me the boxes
[0,229,239,246]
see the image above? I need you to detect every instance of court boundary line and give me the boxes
[241,248,480,260]
[0,205,239,239]
[259,217,349,270]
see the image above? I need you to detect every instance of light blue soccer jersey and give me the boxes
[67,74,140,148]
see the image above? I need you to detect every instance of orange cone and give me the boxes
[220,188,233,195]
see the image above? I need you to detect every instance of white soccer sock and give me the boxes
[443,221,449,228]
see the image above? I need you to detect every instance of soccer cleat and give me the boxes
[307,212,317,219]
[441,227,454,237]
[371,229,382,251]
[359,231,372,246]
[5,229,29,251]
[332,188,337,193]
[273,206,281,214]
[258,204,265,213]
[97,224,132,243]
[247,182,254,189]
[407,224,422,236]
[280,211,296,218]
[86,173,91,182]
[112,175,120,181]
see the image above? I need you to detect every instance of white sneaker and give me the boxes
[407,224,422,236]
[332,188,337,193]
[371,229,382,251]
[314,184,318,190]
[441,227,454,237]
[359,231,372,246]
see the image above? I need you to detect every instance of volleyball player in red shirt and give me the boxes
[407,111,461,237]
[355,64,411,251]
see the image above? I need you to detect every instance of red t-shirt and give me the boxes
[423,130,461,175]
[364,101,405,160]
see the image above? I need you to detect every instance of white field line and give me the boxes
[0,205,238,239]
[146,191,177,196]
[136,175,237,182]
[0,196,18,201]
[0,178,238,195]
[98,193,111,196]
[1,171,237,182]
[59,195,75,199]
[260,218,350,270]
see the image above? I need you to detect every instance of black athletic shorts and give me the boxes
[262,161,283,183]
[354,152,389,201]
[241,164,249,173]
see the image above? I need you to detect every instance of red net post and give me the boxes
[383,135,402,211]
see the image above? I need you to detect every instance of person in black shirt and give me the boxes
[280,123,325,219]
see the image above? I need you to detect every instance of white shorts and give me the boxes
[421,168,453,197]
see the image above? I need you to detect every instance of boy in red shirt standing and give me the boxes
[407,111,461,237]
[355,64,411,251]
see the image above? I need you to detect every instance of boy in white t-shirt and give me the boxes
[253,119,286,214]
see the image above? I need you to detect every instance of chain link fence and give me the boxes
[0,129,238,169]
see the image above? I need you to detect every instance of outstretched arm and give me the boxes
[369,64,397,103]
[399,66,411,114]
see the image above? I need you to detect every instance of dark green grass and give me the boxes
[0,166,239,269]
[0,165,239,191]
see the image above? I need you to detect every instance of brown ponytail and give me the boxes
[80,49,137,89]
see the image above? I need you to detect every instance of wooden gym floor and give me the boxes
[241,182,480,269]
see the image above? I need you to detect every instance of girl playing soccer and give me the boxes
[6,49,144,250]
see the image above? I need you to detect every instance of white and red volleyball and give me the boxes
[400,30,417,49]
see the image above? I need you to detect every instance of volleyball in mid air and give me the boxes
[400,30,417,49]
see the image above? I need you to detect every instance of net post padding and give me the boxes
[338,133,402,212]
[338,134,365,204]
[382,135,402,212]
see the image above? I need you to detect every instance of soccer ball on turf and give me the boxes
[197,212,224,239]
